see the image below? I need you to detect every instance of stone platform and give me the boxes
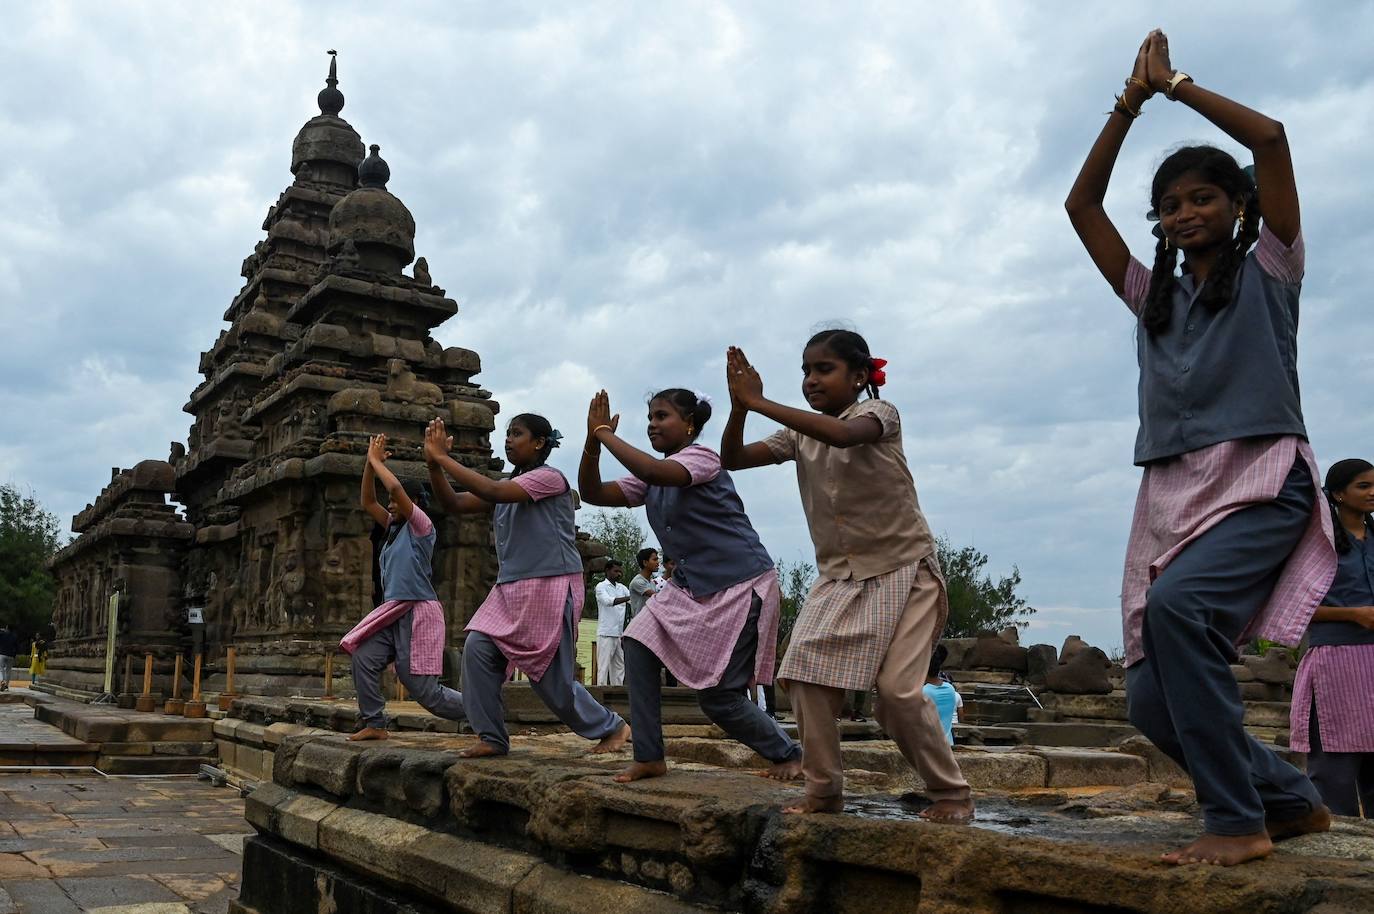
[231,732,1374,914]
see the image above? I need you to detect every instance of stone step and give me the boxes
[96,754,216,775]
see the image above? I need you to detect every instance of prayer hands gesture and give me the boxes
[726,346,764,410]
[1129,33,1153,95]
[424,419,453,466]
[587,390,620,441]
[367,434,390,466]
[1144,29,1176,93]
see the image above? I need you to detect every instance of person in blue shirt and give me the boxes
[922,644,960,745]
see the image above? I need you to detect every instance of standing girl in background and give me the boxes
[1064,30,1336,864]
[722,332,971,821]
[1290,459,1374,818]
[425,416,629,758]
[341,434,467,741]
[580,388,801,783]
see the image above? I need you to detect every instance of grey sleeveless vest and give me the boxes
[493,469,584,584]
[379,510,438,602]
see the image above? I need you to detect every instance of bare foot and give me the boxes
[1161,831,1273,866]
[783,794,844,815]
[458,741,506,759]
[347,727,389,742]
[919,798,975,824]
[590,723,631,754]
[614,760,668,783]
[1267,805,1331,842]
[757,757,803,781]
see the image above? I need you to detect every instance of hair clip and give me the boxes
[868,357,888,387]
[547,429,563,448]
[693,390,713,407]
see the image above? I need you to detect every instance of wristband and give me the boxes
[1164,71,1193,101]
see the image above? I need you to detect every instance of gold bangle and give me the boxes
[1113,93,1142,119]
[592,424,613,437]
[1125,76,1152,95]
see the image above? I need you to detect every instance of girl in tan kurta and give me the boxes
[721,330,972,820]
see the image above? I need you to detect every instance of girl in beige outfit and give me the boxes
[721,329,972,821]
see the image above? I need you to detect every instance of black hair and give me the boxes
[1142,146,1260,335]
[927,642,949,679]
[805,328,881,400]
[604,558,624,572]
[508,413,557,476]
[649,389,712,440]
[636,547,659,568]
[1325,458,1374,555]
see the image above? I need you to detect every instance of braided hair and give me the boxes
[649,389,713,440]
[1142,146,1260,335]
[1325,458,1374,555]
[806,328,881,400]
[508,413,559,476]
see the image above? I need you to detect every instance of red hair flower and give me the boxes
[868,357,888,387]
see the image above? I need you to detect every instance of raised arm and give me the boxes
[1145,32,1298,245]
[721,348,785,470]
[725,347,880,454]
[1064,33,1156,296]
[579,392,631,506]
[360,447,392,527]
[365,434,412,521]
[586,390,692,488]
[424,419,525,509]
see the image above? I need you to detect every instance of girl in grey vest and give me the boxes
[425,415,629,758]
[579,388,801,784]
[343,434,466,741]
[1065,30,1334,865]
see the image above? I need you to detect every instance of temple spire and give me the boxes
[317,50,344,116]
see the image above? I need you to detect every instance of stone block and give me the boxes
[950,748,1047,789]
[276,792,339,850]
[1025,644,1057,684]
[514,863,708,914]
[213,718,243,740]
[290,740,363,797]
[1038,692,1128,721]
[244,782,292,833]
[1115,736,1190,787]
[216,739,237,770]
[1034,748,1148,787]
[1243,701,1292,729]
[963,635,1028,673]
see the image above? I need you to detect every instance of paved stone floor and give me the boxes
[0,772,250,914]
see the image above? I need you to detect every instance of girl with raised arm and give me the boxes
[425,416,629,758]
[1289,459,1374,818]
[341,434,466,741]
[1064,30,1336,865]
[721,331,971,821]
[579,389,801,783]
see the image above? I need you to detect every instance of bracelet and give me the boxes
[591,424,613,437]
[1164,71,1193,101]
[1124,76,1153,96]
[1113,93,1142,119]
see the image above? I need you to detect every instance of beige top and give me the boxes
[764,398,935,581]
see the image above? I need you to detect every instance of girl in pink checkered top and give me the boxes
[722,330,972,823]
[1065,30,1337,865]
[580,388,802,784]
[425,414,630,759]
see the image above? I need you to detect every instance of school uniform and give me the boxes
[1289,522,1374,817]
[1117,228,1336,836]
[764,398,969,803]
[463,466,624,753]
[616,445,800,765]
[341,507,466,729]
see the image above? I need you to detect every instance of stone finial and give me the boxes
[358,145,390,189]
[318,50,345,116]
[413,256,431,286]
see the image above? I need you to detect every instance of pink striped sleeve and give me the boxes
[615,475,648,507]
[512,466,568,501]
[1254,226,1304,284]
[1119,256,1150,315]
[407,506,433,536]
[670,444,722,485]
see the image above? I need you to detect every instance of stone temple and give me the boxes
[43,54,506,701]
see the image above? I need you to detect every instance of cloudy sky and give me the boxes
[3,2,1372,653]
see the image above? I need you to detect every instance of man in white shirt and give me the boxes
[594,560,630,686]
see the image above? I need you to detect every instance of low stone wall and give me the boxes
[229,733,1374,914]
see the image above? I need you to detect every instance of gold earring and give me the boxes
[1236,205,1246,223]
[687,426,694,436]
[1163,236,1171,251]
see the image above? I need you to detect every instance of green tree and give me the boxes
[935,535,1035,638]
[776,558,817,644]
[583,509,647,576]
[0,483,63,637]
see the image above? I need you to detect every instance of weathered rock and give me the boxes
[962,635,1029,673]
[1025,643,1058,685]
[1059,634,1091,663]
[1244,649,1298,685]
[1043,646,1113,695]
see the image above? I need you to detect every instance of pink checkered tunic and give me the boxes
[1290,644,1374,753]
[1118,230,1336,668]
[466,467,585,682]
[340,509,446,675]
[617,448,782,689]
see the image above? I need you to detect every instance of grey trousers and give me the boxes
[1126,459,1323,835]
[0,655,12,689]
[351,612,466,729]
[1307,698,1374,818]
[625,592,801,765]
[463,592,624,753]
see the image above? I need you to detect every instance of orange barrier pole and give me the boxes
[165,654,186,714]
[218,647,238,711]
[323,652,335,700]
[184,654,207,718]
[135,654,156,712]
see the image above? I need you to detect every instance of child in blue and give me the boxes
[1065,30,1336,865]
[922,645,959,746]
[424,416,629,758]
